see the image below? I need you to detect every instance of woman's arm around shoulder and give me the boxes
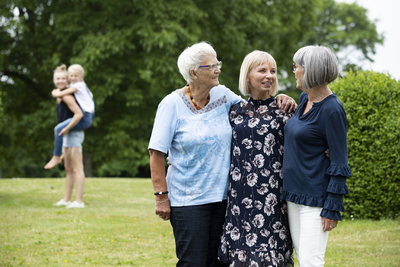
[214,85,243,107]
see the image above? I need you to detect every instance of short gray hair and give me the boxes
[177,42,217,84]
[293,45,338,89]
[239,50,278,96]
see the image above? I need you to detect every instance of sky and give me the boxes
[337,0,400,80]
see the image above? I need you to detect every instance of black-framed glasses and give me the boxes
[199,61,222,71]
[292,63,303,72]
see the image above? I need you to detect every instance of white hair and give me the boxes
[177,42,217,84]
[293,45,338,89]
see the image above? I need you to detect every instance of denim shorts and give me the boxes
[63,130,85,147]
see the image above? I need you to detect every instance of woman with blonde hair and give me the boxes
[44,64,94,169]
[218,50,294,266]
[51,64,87,208]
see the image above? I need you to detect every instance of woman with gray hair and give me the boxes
[282,45,351,266]
[148,42,296,266]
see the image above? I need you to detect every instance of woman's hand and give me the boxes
[322,217,338,232]
[276,93,297,113]
[155,196,171,221]
[325,149,331,160]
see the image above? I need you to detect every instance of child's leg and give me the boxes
[44,118,72,169]
[71,112,94,131]
[53,119,72,156]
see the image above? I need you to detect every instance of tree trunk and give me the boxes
[83,151,93,177]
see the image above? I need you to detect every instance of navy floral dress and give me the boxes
[218,97,294,267]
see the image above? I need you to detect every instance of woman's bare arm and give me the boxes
[149,149,170,220]
[58,95,83,136]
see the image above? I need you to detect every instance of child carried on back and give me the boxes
[44,64,95,169]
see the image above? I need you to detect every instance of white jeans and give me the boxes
[287,202,329,267]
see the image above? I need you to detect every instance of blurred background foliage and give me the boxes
[0,0,383,178]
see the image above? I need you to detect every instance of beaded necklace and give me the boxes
[187,85,210,110]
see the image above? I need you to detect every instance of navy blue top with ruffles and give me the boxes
[281,92,351,220]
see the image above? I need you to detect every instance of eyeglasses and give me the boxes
[199,61,222,71]
[292,63,303,72]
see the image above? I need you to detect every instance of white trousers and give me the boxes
[287,202,329,267]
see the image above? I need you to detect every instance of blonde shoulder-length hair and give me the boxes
[239,50,278,96]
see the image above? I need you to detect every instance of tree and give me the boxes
[0,0,383,177]
[281,0,384,97]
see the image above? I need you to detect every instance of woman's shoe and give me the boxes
[54,199,71,206]
[66,201,85,208]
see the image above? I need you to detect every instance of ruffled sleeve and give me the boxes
[322,173,349,220]
[320,209,342,221]
[326,166,350,195]
[321,104,352,221]
[323,156,351,221]
[321,184,346,220]
[327,165,352,177]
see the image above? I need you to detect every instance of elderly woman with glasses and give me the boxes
[148,42,296,267]
[282,45,352,267]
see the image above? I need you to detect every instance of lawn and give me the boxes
[0,178,399,266]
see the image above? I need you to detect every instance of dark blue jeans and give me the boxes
[170,201,229,267]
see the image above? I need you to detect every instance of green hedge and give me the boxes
[331,71,400,219]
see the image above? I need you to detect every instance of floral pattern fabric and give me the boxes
[218,97,294,267]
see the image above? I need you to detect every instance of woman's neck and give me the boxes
[185,83,211,101]
[251,92,271,100]
[306,85,332,103]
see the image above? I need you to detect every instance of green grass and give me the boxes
[0,178,176,266]
[1,178,399,267]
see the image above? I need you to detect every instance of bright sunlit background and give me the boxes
[338,0,400,80]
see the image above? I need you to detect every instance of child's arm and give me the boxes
[58,95,84,136]
[52,87,78,98]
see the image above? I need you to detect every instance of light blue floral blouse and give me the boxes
[148,85,242,207]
